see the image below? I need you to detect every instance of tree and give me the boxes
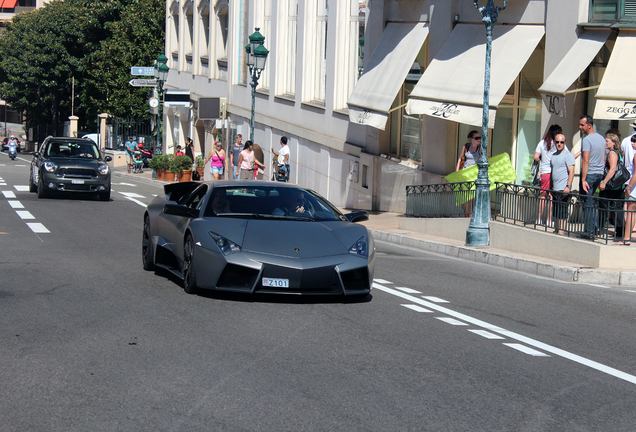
[0,0,163,141]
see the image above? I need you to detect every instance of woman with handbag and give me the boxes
[599,133,626,240]
[455,130,481,172]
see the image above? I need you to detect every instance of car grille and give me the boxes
[216,264,259,290]
[340,267,370,291]
[255,264,342,294]
[58,168,97,179]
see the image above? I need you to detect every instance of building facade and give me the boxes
[162,0,636,212]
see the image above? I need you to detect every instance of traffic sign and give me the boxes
[129,78,158,87]
[130,66,156,76]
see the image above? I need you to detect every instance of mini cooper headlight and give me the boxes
[209,231,241,255]
[349,236,368,257]
[43,161,57,173]
[97,163,109,175]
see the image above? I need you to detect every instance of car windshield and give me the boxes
[204,186,343,221]
[46,141,100,159]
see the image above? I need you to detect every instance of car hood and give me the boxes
[241,220,364,259]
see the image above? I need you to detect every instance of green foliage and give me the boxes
[0,0,164,141]
[170,155,192,172]
[195,155,205,168]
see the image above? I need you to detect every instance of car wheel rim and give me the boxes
[184,238,193,285]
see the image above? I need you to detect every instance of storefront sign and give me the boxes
[348,107,389,130]
[543,94,566,118]
[593,99,636,120]
[406,99,496,128]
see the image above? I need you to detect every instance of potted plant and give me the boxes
[148,155,162,179]
[177,155,193,182]
[168,154,181,181]
[195,155,205,180]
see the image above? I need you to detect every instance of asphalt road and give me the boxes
[1,152,635,432]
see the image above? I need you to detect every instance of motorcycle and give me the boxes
[8,142,17,160]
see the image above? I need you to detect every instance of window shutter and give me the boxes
[591,0,619,21]
[624,0,636,17]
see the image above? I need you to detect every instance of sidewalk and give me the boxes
[113,167,636,287]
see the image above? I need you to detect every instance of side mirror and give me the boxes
[164,203,198,218]
[344,210,369,223]
[104,156,112,162]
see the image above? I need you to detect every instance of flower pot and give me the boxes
[156,169,166,181]
[180,170,192,182]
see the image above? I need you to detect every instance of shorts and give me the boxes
[540,173,551,191]
[211,166,224,176]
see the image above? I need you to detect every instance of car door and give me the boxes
[31,142,46,185]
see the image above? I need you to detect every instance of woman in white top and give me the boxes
[533,124,562,225]
[455,130,481,172]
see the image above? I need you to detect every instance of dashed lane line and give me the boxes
[116,191,148,208]
[8,200,24,209]
[422,296,450,303]
[395,287,421,294]
[468,329,505,340]
[372,282,636,385]
[15,211,35,220]
[401,304,432,313]
[435,317,469,326]
[14,185,29,192]
[1,191,16,198]
[373,278,393,284]
[504,343,551,357]
[26,223,50,234]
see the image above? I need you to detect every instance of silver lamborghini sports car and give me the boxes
[142,181,374,296]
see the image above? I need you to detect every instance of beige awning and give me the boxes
[406,24,544,128]
[539,30,610,95]
[347,22,429,130]
[594,32,636,120]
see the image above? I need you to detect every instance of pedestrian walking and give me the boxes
[578,115,606,239]
[455,130,481,171]
[272,136,290,182]
[549,133,575,234]
[185,137,194,160]
[599,132,625,240]
[534,124,562,225]
[229,134,243,180]
[238,140,265,180]
[205,140,226,180]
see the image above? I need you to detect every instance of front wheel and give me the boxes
[37,176,48,199]
[98,190,110,201]
[142,217,155,271]
[29,172,37,193]
[182,235,198,294]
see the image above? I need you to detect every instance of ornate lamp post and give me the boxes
[466,0,508,247]
[154,54,169,154]
[245,28,269,142]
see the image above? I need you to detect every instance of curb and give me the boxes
[370,229,634,287]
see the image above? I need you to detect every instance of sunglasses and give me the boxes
[473,136,482,140]
[555,140,566,144]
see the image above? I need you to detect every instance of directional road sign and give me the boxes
[129,78,158,87]
[130,66,156,76]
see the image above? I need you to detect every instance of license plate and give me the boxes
[262,277,289,288]
[71,179,85,184]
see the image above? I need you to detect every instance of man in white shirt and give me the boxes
[272,136,290,182]
[621,121,636,175]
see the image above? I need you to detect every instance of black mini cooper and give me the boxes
[29,137,112,200]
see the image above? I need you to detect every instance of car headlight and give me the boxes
[43,161,57,173]
[349,236,368,257]
[97,163,109,175]
[209,231,241,255]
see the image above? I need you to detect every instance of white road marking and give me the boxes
[14,164,26,167]
[587,284,609,289]
[503,343,550,357]
[8,200,24,209]
[119,191,145,198]
[0,183,6,186]
[26,223,49,233]
[401,304,432,313]
[2,191,16,198]
[15,211,34,220]
[115,182,136,187]
[468,329,505,340]
[422,296,450,303]
[624,290,636,293]
[152,194,158,197]
[373,278,393,284]
[373,282,636,385]
[14,185,29,192]
[436,317,468,326]
[125,197,147,207]
[395,287,421,294]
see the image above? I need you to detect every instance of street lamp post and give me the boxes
[154,54,169,154]
[245,28,269,142]
[466,0,508,247]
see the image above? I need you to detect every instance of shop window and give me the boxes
[387,43,427,163]
[590,0,636,22]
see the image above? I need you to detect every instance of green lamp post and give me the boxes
[245,28,269,142]
[466,0,508,247]
[154,54,169,154]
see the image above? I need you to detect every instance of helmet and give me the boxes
[138,143,144,148]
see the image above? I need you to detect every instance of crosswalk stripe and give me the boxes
[8,200,24,209]
[26,223,50,234]
[14,185,29,192]
[15,211,35,220]
[2,191,15,198]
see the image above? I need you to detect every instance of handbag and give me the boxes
[606,151,630,190]
[530,160,541,186]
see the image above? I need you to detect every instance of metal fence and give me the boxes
[406,182,476,217]
[495,182,632,244]
[105,118,153,151]
[405,181,635,244]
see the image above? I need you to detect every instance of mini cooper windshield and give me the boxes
[45,140,100,159]
[204,186,343,222]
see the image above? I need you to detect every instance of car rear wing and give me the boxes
[164,182,200,202]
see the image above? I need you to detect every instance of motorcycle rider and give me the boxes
[7,136,17,160]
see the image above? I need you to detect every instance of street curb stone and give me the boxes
[370,229,588,284]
